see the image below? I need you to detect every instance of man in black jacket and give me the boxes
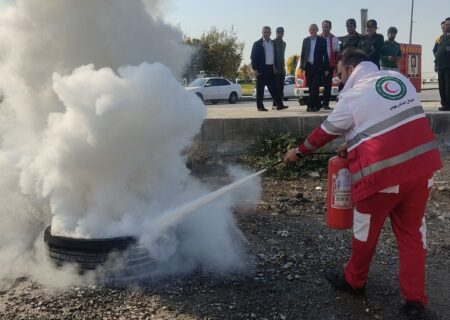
[300,24,329,111]
[251,26,287,111]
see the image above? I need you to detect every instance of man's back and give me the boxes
[328,61,441,200]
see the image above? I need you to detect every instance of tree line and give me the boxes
[183,27,298,82]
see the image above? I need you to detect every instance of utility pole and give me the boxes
[361,8,368,35]
[409,0,414,44]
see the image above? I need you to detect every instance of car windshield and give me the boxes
[188,79,207,87]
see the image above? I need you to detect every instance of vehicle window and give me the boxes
[205,79,213,86]
[188,78,207,87]
[285,77,294,84]
[210,79,221,86]
[216,78,230,86]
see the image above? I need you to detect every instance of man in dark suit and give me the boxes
[251,26,287,111]
[300,24,329,112]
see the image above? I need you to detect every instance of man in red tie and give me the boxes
[321,20,340,110]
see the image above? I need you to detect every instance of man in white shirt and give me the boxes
[300,24,329,112]
[251,26,287,111]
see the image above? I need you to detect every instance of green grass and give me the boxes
[240,83,255,96]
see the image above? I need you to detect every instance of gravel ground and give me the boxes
[1,159,449,320]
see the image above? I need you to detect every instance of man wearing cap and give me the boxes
[359,19,384,68]
[251,26,286,111]
[321,20,340,110]
[340,19,361,51]
[380,27,402,71]
[273,27,288,110]
[436,17,450,111]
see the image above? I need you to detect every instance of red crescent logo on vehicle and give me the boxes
[383,82,399,94]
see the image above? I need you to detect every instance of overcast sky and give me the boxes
[165,0,450,77]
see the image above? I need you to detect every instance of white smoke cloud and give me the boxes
[0,0,259,286]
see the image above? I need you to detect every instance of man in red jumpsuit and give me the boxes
[284,48,442,319]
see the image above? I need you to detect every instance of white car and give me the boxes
[185,77,242,104]
[252,76,296,100]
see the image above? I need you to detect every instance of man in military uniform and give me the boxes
[340,18,361,51]
[359,19,384,69]
[338,19,362,91]
[436,17,450,111]
[273,27,288,110]
[433,21,446,73]
[380,27,402,71]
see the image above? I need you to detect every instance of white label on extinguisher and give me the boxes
[331,168,352,209]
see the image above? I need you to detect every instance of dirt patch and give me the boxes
[1,160,449,320]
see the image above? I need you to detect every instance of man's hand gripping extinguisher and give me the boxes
[326,155,353,229]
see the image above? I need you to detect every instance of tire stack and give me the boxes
[44,226,155,284]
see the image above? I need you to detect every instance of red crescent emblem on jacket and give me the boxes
[384,82,399,94]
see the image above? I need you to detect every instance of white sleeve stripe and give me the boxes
[322,120,346,135]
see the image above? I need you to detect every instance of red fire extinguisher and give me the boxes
[326,155,353,229]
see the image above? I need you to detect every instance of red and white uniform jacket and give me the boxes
[298,61,442,202]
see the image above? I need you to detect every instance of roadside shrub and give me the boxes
[238,132,331,178]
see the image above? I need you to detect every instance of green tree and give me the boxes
[184,27,244,80]
[286,54,300,76]
[238,63,253,80]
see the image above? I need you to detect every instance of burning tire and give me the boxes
[44,226,155,283]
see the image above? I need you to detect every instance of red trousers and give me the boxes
[344,175,432,304]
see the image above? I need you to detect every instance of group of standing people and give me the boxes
[251,18,404,112]
[434,17,450,111]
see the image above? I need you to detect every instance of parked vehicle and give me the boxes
[294,58,340,106]
[251,75,296,100]
[185,77,242,104]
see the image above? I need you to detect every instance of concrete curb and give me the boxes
[198,112,450,155]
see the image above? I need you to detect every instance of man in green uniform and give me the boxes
[380,27,402,71]
[359,19,384,69]
[436,17,450,111]
[340,18,361,51]
[273,27,288,109]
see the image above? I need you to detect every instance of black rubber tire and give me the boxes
[44,226,155,283]
[228,92,238,104]
[298,97,307,106]
[44,226,136,253]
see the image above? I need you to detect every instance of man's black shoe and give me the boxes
[307,107,320,112]
[401,301,425,320]
[257,107,268,111]
[438,107,450,111]
[273,105,289,110]
[325,269,365,296]
[322,105,332,110]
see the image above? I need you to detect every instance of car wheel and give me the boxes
[298,97,307,106]
[44,226,155,284]
[195,92,203,101]
[211,100,219,104]
[228,92,238,104]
